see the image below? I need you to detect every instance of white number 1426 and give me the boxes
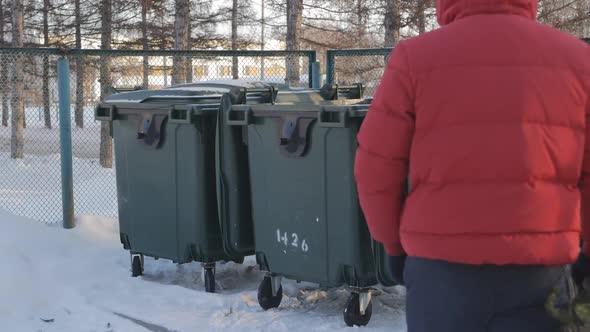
[276,229,309,253]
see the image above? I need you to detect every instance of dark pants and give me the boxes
[404,257,566,332]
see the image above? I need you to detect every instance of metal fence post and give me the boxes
[58,56,75,229]
[308,51,317,88]
[326,50,335,84]
[311,61,321,89]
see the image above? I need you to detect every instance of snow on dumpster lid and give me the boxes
[167,80,275,90]
[105,80,276,103]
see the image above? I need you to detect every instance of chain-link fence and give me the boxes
[0,49,65,222]
[0,48,316,223]
[325,39,590,96]
[326,48,392,97]
[7,42,590,223]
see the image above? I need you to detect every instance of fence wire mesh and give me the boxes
[326,48,392,97]
[0,49,64,222]
[0,48,315,223]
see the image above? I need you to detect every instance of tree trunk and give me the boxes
[185,19,192,83]
[42,0,51,129]
[286,0,303,87]
[163,55,168,86]
[577,0,587,37]
[260,0,265,80]
[11,0,24,159]
[74,0,84,128]
[232,0,239,79]
[1,61,7,127]
[0,0,8,128]
[384,0,400,47]
[417,0,426,34]
[172,0,189,85]
[142,0,149,89]
[356,0,366,45]
[99,0,113,168]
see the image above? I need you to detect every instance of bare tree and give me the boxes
[416,0,427,34]
[42,0,52,129]
[576,0,588,37]
[185,12,192,83]
[384,0,400,47]
[74,0,84,128]
[538,0,590,36]
[0,0,8,128]
[99,0,113,168]
[355,0,368,42]
[286,0,303,86]
[11,0,24,159]
[232,0,239,79]
[172,0,190,85]
[142,0,149,89]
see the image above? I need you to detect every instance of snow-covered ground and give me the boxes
[0,108,118,222]
[0,106,102,159]
[1,111,407,330]
[1,210,407,331]
[0,152,117,222]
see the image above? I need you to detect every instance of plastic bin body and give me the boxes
[97,81,369,266]
[214,83,367,258]
[109,105,228,263]
[228,104,377,288]
[98,82,269,264]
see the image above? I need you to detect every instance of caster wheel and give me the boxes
[258,276,283,310]
[232,256,245,265]
[204,268,215,293]
[131,255,143,277]
[343,292,372,327]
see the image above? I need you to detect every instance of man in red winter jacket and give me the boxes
[355,0,590,331]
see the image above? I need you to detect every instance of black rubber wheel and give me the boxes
[204,268,216,293]
[343,292,372,327]
[257,276,283,310]
[131,256,143,277]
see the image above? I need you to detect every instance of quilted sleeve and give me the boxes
[354,42,415,256]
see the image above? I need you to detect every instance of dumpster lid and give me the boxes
[226,102,369,130]
[231,102,370,118]
[104,80,277,104]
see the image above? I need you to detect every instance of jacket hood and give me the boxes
[436,0,538,25]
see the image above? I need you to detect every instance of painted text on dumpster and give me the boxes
[277,229,309,253]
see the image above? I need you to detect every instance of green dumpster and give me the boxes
[95,81,365,293]
[225,103,379,326]
[215,83,366,259]
[95,82,276,293]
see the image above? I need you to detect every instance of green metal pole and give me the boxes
[326,51,335,84]
[308,51,317,88]
[58,57,75,229]
[312,61,321,89]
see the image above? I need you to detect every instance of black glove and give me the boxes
[388,255,407,286]
[572,253,590,289]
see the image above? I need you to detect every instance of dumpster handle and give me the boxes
[319,83,364,101]
[277,117,314,158]
[227,107,251,126]
[230,87,277,105]
[95,104,116,121]
[136,113,167,148]
[168,107,192,124]
[280,118,297,146]
[318,107,348,128]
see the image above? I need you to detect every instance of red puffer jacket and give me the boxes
[355,0,590,265]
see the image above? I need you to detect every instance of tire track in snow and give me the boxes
[112,311,178,332]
